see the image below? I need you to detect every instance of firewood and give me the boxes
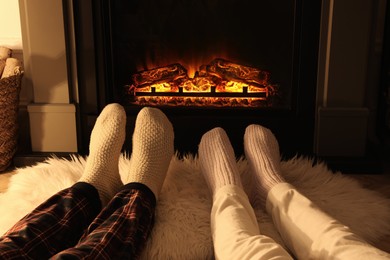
[1,58,22,79]
[204,58,270,86]
[132,63,188,88]
[0,47,12,60]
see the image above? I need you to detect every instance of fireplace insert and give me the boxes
[72,0,322,157]
[127,58,277,108]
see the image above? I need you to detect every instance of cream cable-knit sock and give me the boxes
[198,127,242,196]
[78,103,126,205]
[244,124,285,205]
[125,107,174,199]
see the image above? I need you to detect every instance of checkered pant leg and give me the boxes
[0,182,101,260]
[52,182,156,259]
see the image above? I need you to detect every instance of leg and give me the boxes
[0,183,101,260]
[53,107,174,259]
[199,127,292,260]
[0,103,125,259]
[51,183,156,259]
[244,124,390,259]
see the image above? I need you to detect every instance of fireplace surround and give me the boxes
[72,0,322,157]
[12,0,388,174]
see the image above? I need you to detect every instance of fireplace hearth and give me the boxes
[72,0,322,157]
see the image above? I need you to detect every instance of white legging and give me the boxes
[211,183,390,260]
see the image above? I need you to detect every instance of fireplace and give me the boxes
[127,58,278,108]
[72,0,322,157]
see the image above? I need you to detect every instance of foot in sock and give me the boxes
[244,124,286,207]
[125,107,174,200]
[79,103,126,205]
[198,127,242,196]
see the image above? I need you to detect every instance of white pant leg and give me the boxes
[266,182,390,260]
[211,184,293,260]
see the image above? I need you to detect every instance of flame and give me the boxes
[141,83,179,93]
[140,48,230,78]
[186,63,201,79]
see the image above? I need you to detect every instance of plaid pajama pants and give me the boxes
[0,182,156,259]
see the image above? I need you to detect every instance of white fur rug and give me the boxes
[1,154,390,259]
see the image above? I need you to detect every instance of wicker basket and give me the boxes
[0,70,23,171]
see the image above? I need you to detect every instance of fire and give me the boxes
[128,58,278,107]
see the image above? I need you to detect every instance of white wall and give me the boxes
[0,0,25,101]
[0,0,22,50]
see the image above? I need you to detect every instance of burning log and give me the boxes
[181,76,216,92]
[200,58,270,86]
[131,63,188,88]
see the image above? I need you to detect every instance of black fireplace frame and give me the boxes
[71,0,322,157]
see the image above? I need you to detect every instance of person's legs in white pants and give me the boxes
[244,124,390,259]
[199,127,292,260]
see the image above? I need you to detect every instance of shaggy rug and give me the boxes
[0,154,390,259]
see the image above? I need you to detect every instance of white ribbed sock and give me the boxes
[79,103,126,205]
[244,124,285,205]
[125,107,174,199]
[198,127,242,196]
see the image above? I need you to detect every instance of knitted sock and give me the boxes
[244,124,285,205]
[78,103,126,205]
[198,127,242,196]
[125,107,174,199]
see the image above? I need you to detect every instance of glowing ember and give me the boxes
[127,58,278,107]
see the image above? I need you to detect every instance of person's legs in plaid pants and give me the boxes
[0,104,174,259]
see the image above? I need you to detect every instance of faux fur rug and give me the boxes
[1,154,390,259]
